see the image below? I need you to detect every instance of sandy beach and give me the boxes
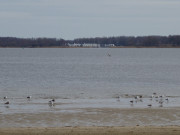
[1,107,180,127]
[1,107,180,135]
[0,126,180,135]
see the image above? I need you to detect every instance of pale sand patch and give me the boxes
[0,126,180,135]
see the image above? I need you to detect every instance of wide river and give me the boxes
[0,48,180,127]
[1,48,180,97]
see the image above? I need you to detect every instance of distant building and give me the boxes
[82,43,100,48]
[68,43,114,48]
[104,44,115,47]
[68,43,81,47]
[68,43,100,48]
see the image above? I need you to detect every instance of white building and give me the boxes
[68,43,81,47]
[68,43,114,48]
[68,43,100,48]
[82,43,100,48]
[104,44,115,47]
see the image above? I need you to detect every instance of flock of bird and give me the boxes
[117,92,169,108]
[2,92,169,108]
[2,96,55,106]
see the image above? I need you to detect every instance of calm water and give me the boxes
[1,48,180,97]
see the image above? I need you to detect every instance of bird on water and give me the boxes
[4,101,10,105]
[27,96,31,99]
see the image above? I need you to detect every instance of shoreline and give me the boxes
[0,126,180,135]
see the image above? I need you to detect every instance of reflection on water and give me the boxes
[4,105,10,109]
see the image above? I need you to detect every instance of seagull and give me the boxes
[159,101,163,107]
[139,98,143,102]
[159,95,164,98]
[52,99,55,102]
[159,100,163,105]
[130,100,134,104]
[27,96,31,99]
[4,96,7,99]
[4,101,10,105]
[116,96,120,101]
[150,95,154,100]
[134,96,139,99]
[48,100,54,106]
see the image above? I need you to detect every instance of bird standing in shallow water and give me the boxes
[116,96,120,102]
[48,100,54,106]
[27,96,31,99]
[4,101,9,105]
[130,100,134,105]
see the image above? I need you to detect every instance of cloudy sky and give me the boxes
[0,0,180,39]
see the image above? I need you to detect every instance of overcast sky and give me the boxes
[0,0,180,39]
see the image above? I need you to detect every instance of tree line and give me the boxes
[0,37,66,48]
[73,35,180,47]
[0,35,180,47]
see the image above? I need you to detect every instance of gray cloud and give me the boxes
[0,0,180,39]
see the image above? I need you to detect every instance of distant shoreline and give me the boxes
[1,36,180,48]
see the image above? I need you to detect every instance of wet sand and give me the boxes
[0,107,180,127]
[0,126,180,135]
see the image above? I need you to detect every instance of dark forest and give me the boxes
[1,35,180,47]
